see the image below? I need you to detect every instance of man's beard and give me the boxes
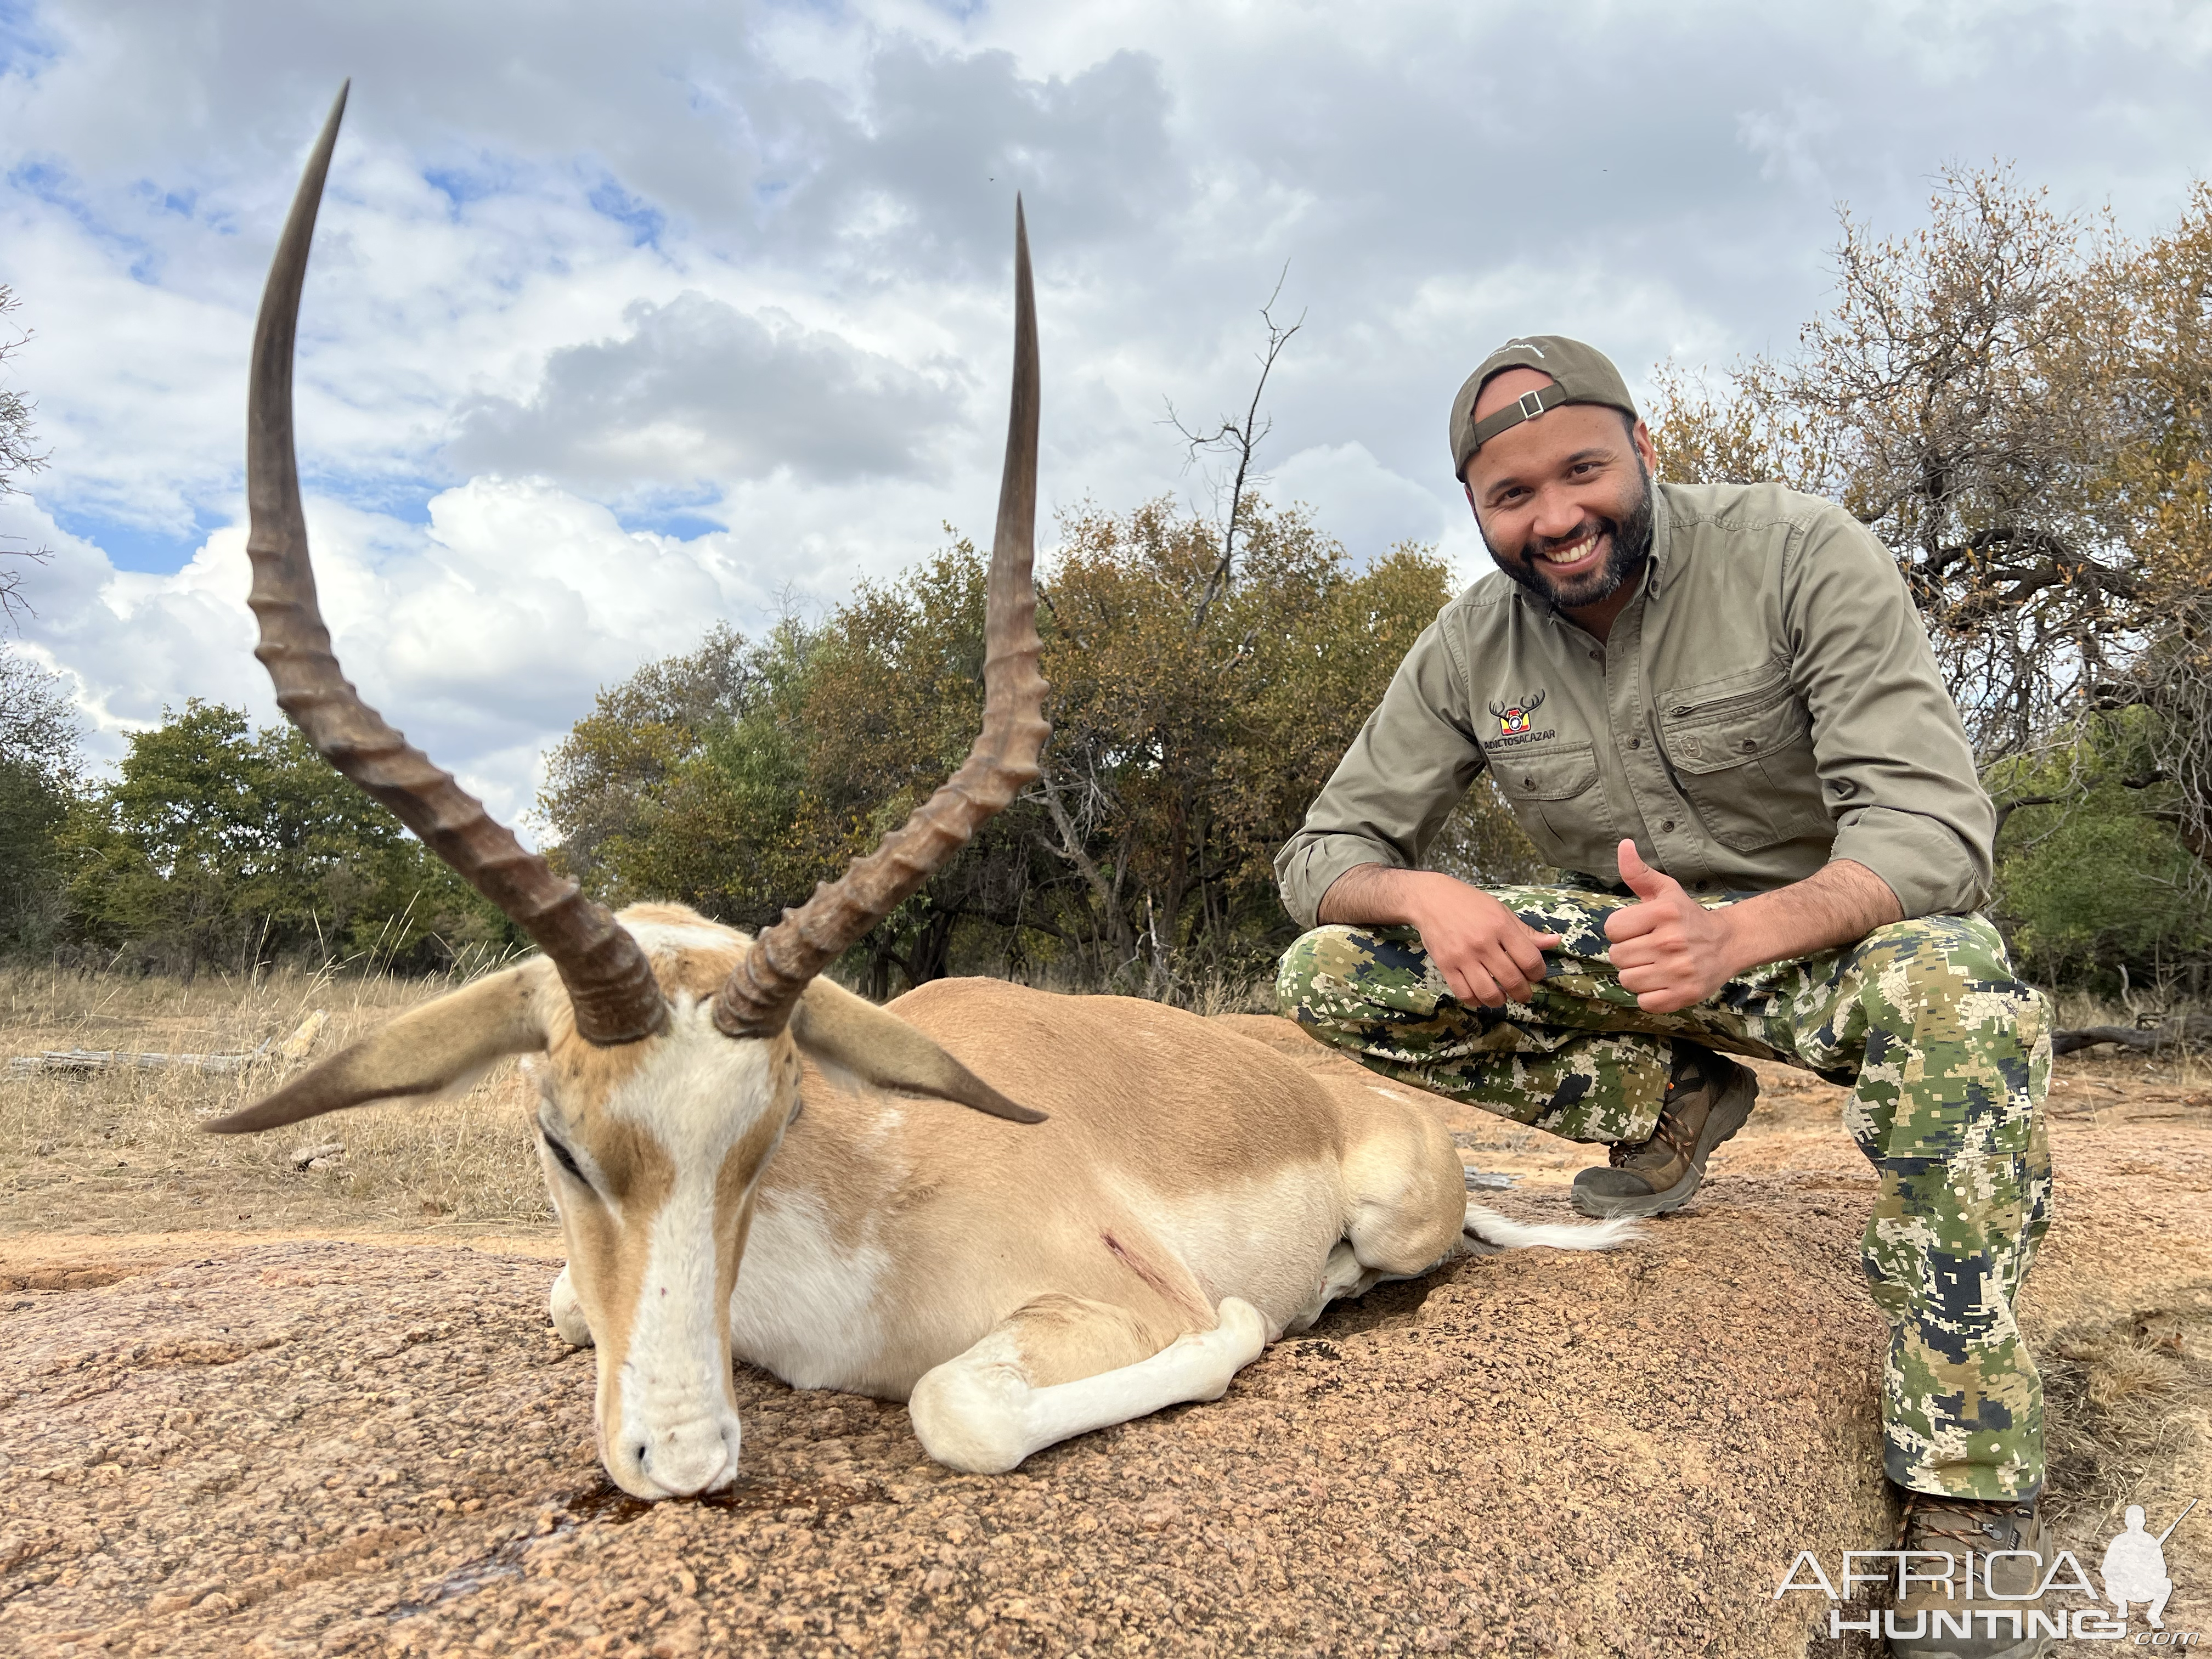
[1481,461,1655,612]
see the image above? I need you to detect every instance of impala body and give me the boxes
[211,87,1633,1502]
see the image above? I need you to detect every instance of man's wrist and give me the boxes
[1716,861,1901,974]
[1318,864,1451,928]
[1712,902,1779,981]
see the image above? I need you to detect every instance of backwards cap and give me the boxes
[1448,335,1638,479]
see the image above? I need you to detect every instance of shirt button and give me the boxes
[1662,819,1675,832]
[1588,650,1601,661]
[1629,736,1642,749]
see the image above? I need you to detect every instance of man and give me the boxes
[1274,337,2054,1659]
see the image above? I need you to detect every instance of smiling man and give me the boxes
[1273,337,2056,1659]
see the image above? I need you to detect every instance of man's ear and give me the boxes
[204,962,552,1134]
[791,978,1045,1124]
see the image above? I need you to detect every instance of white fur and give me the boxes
[909,1297,1269,1474]
[575,996,776,1499]
[1463,1201,1643,1252]
[725,1187,892,1390]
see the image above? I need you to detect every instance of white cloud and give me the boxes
[2,0,2210,845]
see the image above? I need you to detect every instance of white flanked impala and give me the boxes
[211,87,1636,1502]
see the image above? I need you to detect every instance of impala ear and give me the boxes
[204,963,552,1134]
[792,979,1046,1124]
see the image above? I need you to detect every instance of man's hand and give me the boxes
[1603,840,1908,1013]
[1317,866,1561,1008]
[1603,840,1740,1013]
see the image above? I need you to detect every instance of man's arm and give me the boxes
[1788,508,1997,918]
[1318,865,1562,1007]
[1274,617,1489,930]
[1603,841,1901,1013]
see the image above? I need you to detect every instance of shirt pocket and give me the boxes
[1658,665,1832,853]
[1488,742,1618,870]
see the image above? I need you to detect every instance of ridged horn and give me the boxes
[713,199,1049,1038]
[245,84,667,1045]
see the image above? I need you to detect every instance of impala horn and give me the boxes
[245,83,667,1045]
[713,202,1049,1038]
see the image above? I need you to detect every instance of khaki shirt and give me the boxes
[1276,482,1994,928]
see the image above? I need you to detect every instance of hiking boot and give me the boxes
[1887,1489,2053,1659]
[1569,1042,1754,1218]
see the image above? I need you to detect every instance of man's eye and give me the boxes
[542,1132,591,1188]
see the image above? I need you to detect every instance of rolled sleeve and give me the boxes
[1274,618,1488,929]
[1785,512,1995,918]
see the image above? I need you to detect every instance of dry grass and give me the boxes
[2038,1305,2212,1585]
[0,961,552,1238]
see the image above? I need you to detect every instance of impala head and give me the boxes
[205,86,1049,1500]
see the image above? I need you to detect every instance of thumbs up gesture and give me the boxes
[1603,839,1741,1013]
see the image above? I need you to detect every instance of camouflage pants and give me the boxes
[1276,886,2055,1502]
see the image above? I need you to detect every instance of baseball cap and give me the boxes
[1448,335,1639,479]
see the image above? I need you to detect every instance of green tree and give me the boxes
[539,498,1535,1000]
[1647,165,2212,986]
[1988,712,2212,989]
[0,645,80,947]
[63,701,512,973]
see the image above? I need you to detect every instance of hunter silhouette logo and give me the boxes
[2103,1498,2194,1630]
[1491,690,1547,737]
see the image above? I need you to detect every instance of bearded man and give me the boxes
[1274,337,2054,1659]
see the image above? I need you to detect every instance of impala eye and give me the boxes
[541,1131,590,1188]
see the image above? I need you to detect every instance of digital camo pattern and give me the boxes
[1276,886,2055,1502]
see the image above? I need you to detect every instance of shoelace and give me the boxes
[1897,1491,2028,1551]
[1608,1076,1703,1169]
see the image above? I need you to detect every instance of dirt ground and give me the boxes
[2,1008,2208,1657]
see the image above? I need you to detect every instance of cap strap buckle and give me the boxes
[1466,383,1567,455]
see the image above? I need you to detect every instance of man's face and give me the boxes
[1463,367,1657,616]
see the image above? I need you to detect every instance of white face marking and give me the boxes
[562,992,787,1498]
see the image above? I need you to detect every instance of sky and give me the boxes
[3,0,2211,828]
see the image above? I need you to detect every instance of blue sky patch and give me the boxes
[50,504,218,576]
[587,176,665,248]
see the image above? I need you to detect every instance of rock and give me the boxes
[0,1085,2204,1656]
[287,1141,345,1170]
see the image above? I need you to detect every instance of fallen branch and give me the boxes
[2051,1012,2212,1058]
[8,1010,328,1076]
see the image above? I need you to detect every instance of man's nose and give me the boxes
[1527,483,1588,542]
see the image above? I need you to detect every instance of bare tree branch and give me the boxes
[1165,264,1304,633]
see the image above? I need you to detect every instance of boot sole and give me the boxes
[1570,1064,1758,1220]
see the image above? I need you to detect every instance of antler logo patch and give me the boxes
[1489,689,1547,737]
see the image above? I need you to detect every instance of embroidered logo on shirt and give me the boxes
[1489,689,1547,737]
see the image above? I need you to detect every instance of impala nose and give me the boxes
[628,1415,740,1498]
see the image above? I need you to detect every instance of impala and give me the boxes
[211,87,1635,1500]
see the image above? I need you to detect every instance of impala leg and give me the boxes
[909,1293,1268,1475]
[1282,1112,1480,1335]
[549,1263,593,1347]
